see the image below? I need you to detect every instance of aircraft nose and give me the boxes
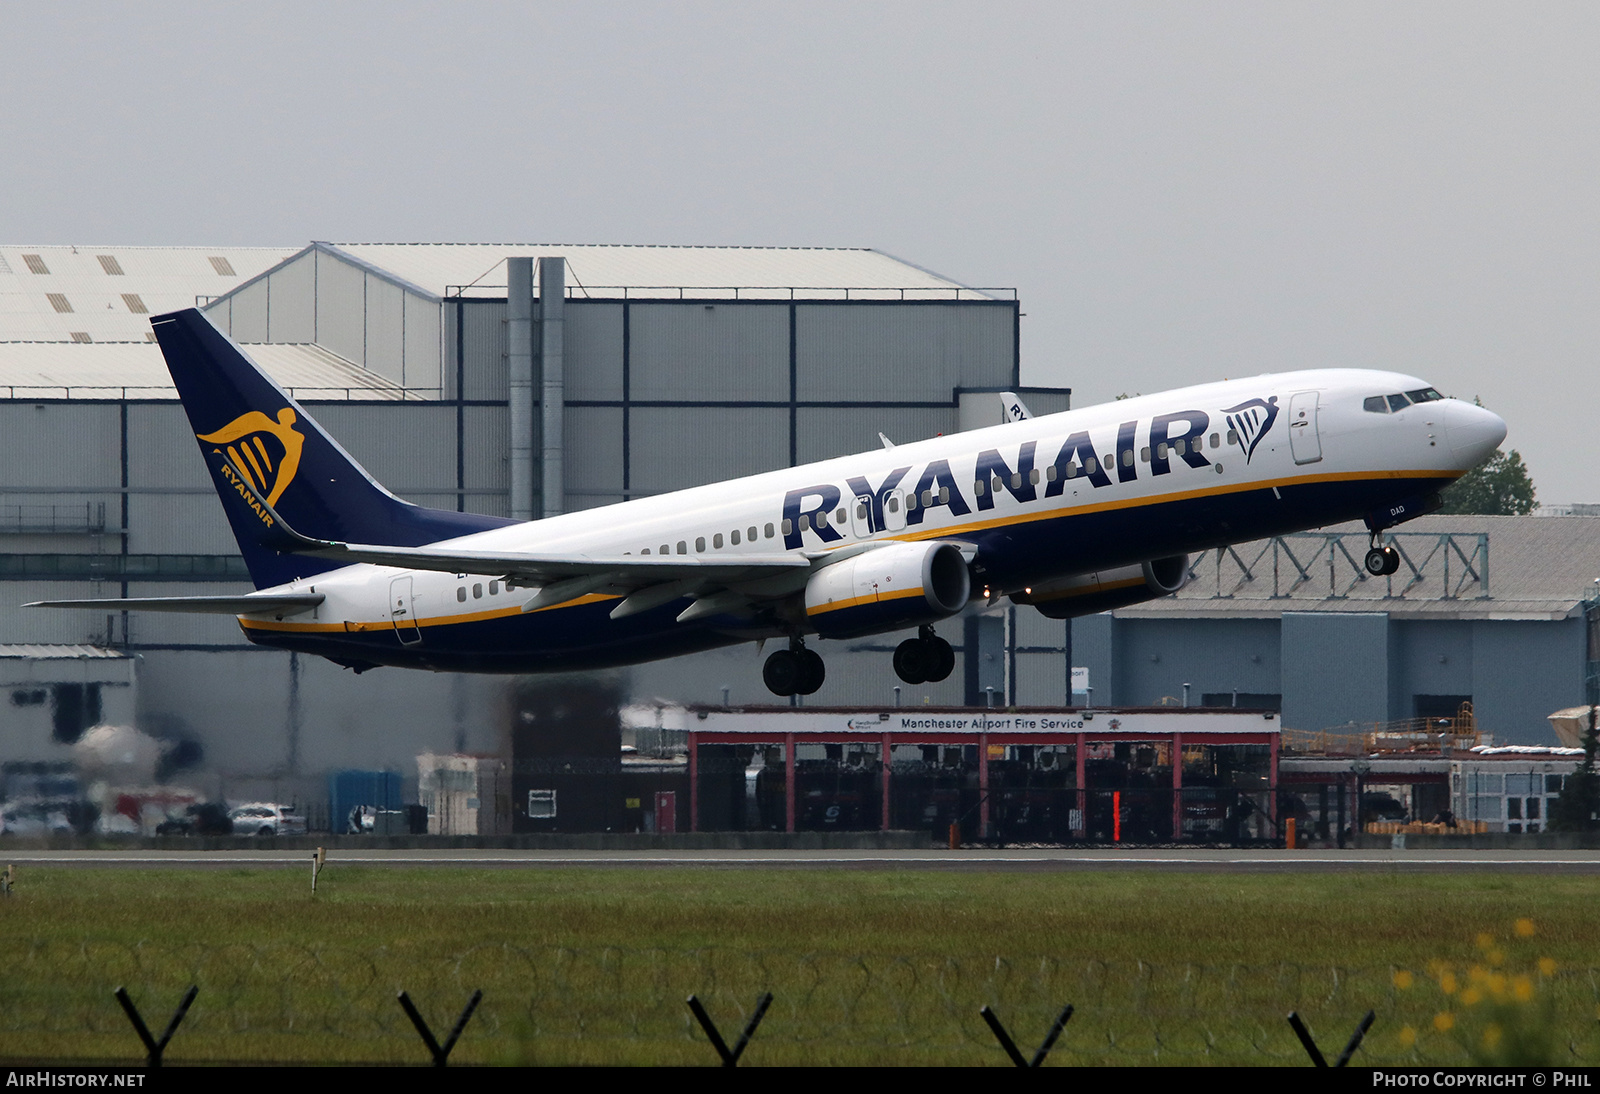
[1442,399,1507,468]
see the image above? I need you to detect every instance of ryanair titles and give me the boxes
[781,405,1255,549]
[216,457,277,529]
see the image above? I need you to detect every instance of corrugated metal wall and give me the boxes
[310,404,459,495]
[629,303,788,401]
[265,250,317,342]
[461,405,509,516]
[629,407,789,494]
[793,406,958,465]
[565,302,624,401]
[452,300,507,401]
[796,304,1014,400]
[364,278,407,386]
[312,251,365,367]
[0,404,120,486]
[565,406,624,508]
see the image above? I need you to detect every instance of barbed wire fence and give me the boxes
[1,942,1596,1065]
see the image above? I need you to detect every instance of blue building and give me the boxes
[1072,515,1600,745]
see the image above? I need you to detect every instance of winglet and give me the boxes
[878,431,896,449]
[1000,392,1033,422]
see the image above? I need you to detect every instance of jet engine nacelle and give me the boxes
[804,541,971,638]
[1013,555,1190,620]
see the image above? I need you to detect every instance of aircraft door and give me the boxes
[883,489,908,532]
[850,494,876,538]
[1288,391,1323,464]
[390,576,421,645]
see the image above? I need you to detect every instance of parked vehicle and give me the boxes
[228,802,306,836]
[156,802,234,836]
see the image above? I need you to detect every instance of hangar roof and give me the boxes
[0,246,300,343]
[0,341,410,401]
[1115,515,1600,622]
[322,242,995,300]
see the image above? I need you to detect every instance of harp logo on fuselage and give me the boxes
[198,408,305,527]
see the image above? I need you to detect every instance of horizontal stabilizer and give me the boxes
[25,594,324,616]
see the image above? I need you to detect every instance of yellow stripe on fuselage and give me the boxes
[239,468,1451,635]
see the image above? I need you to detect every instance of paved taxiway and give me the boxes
[3,848,1598,871]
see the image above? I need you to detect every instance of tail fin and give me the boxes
[152,309,515,589]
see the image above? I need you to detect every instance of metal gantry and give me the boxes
[1208,532,1489,601]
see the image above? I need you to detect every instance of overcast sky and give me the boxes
[4,2,1596,501]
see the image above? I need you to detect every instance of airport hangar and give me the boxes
[0,242,1076,808]
[1070,513,1600,746]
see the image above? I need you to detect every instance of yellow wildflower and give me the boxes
[1435,1012,1456,1032]
[1515,918,1536,938]
[1482,1024,1503,1050]
[1399,1025,1417,1047]
[1393,969,1415,990]
[1512,975,1534,1002]
[1538,957,1558,977]
[1476,932,1496,951]
[1440,971,1458,995]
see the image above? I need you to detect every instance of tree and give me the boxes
[1549,705,1600,831]
[1436,448,1538,515]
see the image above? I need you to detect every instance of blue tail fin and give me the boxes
[152,309,515,589]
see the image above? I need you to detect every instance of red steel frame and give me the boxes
[686,722,1279,835]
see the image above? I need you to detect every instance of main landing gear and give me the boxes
[893,625,956,686]
[1364,534,1401,577]
[763,638,826,697]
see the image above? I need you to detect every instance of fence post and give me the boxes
[114,985,197,1068]
[397,989,482,1067]
[979,1004,1074,1067]
[686,992,773,1067]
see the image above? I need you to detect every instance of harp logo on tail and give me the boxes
[198,408,305,524]
[1221,396,1279,465]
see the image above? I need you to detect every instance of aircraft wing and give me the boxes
[229,460,813,586]
[25,593,325,615]
[290,540,810,584]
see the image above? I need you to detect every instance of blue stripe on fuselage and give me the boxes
[242,473,1451,672]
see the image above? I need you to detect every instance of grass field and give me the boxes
[0,864,1594,1066]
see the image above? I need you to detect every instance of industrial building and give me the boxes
[0,242,1067,816]
[1072,515,1600,746]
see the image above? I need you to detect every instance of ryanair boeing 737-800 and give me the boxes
[34,309,1507,697]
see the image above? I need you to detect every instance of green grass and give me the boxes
[0,866,1595,1065]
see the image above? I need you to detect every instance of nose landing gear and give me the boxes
[892,625,957,685]
[1364,535,1401,577]
[762,639,826,697]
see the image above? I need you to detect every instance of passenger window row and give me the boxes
[1136,433,1226,463]
[639,523,778,555]
[456,579,502,603]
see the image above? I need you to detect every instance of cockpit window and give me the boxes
[1386,393,1411,412]
[1406,387,1443,403]
[1363,396,1388,413]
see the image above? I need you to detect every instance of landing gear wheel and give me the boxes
[796,648,826,695]
[893,638,931,684]
[763,649,804,696]
[1365,545,1401,576]
[926,637,956,683]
